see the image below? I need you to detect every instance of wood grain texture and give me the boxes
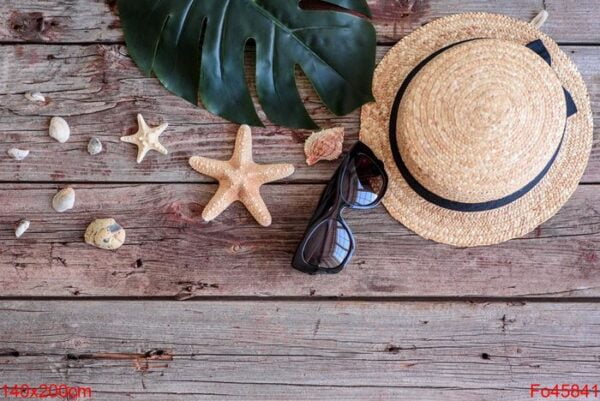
[1,183,599,298]
[1,44,598,183]
[1,300,599,400]
[1,0,599,44]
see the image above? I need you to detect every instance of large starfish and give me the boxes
[189,125,295,227]
[121,114,169,163]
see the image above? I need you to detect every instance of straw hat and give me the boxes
[360,13,593,247]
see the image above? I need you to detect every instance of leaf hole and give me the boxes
[299,0,368,17]
[243,38,266,125]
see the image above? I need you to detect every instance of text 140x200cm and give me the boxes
[2,384,92,399]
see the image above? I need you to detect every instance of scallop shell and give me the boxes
[7,148,30,161]
[304,127,344,166]
[15,220,30,238]
[88,137,103,155]
[49,117,70,143]
[52,187,76,213]
[84,218,126,250]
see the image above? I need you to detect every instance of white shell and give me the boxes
[7,148,30,161]
[52,187,76,213]
[15,220,30,238]
[49,117,70,143]
[25,91,46,102]
[531,10,549,29]
[84,218,126,250]
[87,137,103,155]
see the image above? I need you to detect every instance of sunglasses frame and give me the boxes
[292,141,388,275]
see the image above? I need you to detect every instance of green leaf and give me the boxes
[117,0,376,129]
[319,0,372,17]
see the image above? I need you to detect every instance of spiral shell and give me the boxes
[304,127,344,166]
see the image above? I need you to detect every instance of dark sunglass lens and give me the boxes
[342,154,385,206]
[303,220,352,269]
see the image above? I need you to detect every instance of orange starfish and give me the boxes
[189,125,295,227]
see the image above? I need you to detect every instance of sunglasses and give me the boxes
[292,141,388,274]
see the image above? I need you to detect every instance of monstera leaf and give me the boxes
[117,0,376,129]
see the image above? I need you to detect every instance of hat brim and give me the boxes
[359,13,593,247]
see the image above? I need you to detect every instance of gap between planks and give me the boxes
[2,296,600,303]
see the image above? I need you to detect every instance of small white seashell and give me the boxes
[531,10,549,29]
[84,218,126,250]
[7,148,30,161]
[49,117,70,143]
[25,91,46,103]
[15,220,30,238]
[52,187,76,213]
[87,137,103,155]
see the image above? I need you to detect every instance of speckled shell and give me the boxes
[304,127,344,166]
[84,218,126,250]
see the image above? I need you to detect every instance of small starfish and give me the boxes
[121,114,169,163]
[189,125,295,227]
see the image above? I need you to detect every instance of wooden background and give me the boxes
[0,1,599,399]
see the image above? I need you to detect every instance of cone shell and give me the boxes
[304,127,344,166]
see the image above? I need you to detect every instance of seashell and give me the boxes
[15,220,30,238]
[531,10,549,29]
[52,187,76,213]
[7,148,30,161]
[49,117,70,143]
[304,127,344,166]
[87,137,103,155]
[25,91,46,102]
[84,218,126,250]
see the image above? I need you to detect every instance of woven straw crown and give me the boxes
[397,38,565,203]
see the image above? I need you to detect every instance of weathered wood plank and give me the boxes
[1,0,599,44]
[1,300,599,400]
[1,44,599,183]
[1,183,599,297]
